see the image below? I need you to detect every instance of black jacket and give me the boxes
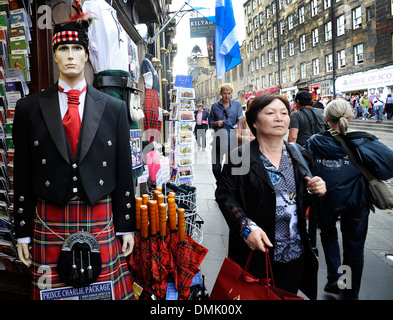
[12,84,136,238]
[215,139,318,299]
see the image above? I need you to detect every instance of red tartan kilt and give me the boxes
[143,88,162,142]
[31,196,134,300]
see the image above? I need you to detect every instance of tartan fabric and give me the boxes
[173,234,208,300]
[143,89,162,142]
[52,31,79,47]
[31,196,134,300]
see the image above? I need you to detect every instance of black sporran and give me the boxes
[57,231,102,288]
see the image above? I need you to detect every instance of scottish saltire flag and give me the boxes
[188,0,242,79]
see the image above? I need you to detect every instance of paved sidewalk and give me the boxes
[194,130,393,300]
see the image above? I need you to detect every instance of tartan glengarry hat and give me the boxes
[52,20,90,52]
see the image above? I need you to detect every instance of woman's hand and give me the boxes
[246,228,273,252]
[305,176,326,196]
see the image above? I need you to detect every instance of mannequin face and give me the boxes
[54,44,88,84]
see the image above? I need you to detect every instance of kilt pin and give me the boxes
[12,84,136,300]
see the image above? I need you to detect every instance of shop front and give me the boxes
[336,65,393,99]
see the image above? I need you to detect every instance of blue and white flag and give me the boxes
[188,0,242,79]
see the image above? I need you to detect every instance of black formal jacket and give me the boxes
[215,139,319,300]
[12,83,136,238]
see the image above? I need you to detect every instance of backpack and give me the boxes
[300,108,329,134]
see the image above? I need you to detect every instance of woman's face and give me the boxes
[253,99,290,138]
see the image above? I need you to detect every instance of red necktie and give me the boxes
[58,84,87,157]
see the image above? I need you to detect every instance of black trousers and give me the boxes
[273,255,305,294]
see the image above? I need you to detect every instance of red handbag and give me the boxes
[210,249,304,300]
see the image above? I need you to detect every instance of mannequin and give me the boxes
[13,9,136,300]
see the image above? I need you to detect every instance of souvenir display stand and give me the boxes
[0,2,31,285]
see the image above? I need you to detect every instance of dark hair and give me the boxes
[295,90,313,107]
[246,94,290,137]
[312,101,324,109]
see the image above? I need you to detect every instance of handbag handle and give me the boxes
[244,249,275,287]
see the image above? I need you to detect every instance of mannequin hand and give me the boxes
[246,228,273,252]
[305,176,326,196]
[122,233,135,257]
[17,243,32,267]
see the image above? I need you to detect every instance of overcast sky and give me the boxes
[170,0,246,76]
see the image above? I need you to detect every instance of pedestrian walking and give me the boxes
[305,99,393,300]
[208,83,243,183]
[216,94,326,300]
[360,93,370,120]
[288,91,329,147]
[194,104,209,151]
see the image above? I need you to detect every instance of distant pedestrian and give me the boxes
[360,93,370,120]
[194,104,209,150]
[352,94,361,119]
[372,93,384,123]
[385,94,393,120]
[305,99,393,299]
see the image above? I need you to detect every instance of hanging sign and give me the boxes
[189,17,215,38]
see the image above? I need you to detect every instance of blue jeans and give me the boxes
[374,107,383,121]
[362,107,368,119]
[318,206,369,300]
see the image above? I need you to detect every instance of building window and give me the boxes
[366,6,372,22]
[300,34,306,52]
[338,49,346,68]
[255,36,260,49]
[288,14,293,30]
[250,39,254,52]
[259,12,264,25]
[324,0,331,10]
[261,54,266,67]
[300,62,307,79]
[251,60,255,72]
[268,50,273,64]
[266,6,271,19]
[299,6,305,24]
[325,21,332,41]
[254,16,259,29]
[273,24,278,38]
[268,28,272,42]
[337,15,345,36]
[313,58,320,75]
[281,44,286,59]
[261,33,265,46]
[326,53,333,72]
[289,40,295,56]
[275,72,280,85]
[280,20,285,34]
[256,77,261,90]
[311,0,318,17]
[282,69,287,83]
[312,28,319,46]
[269,73,273,86]
[256,57,260,70]
[274,48,278,62]
[279,0,284,10]
[354,43,364,64]
[262,76,266,88]
[252,0,257,10]
[290,66,295,81]
[272,1,277,15]
[353,6,362,29]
